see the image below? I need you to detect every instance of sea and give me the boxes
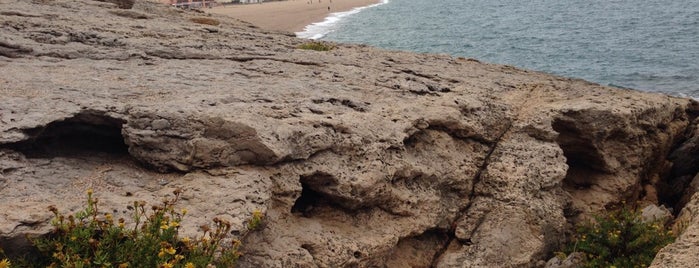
[297,0,699,99]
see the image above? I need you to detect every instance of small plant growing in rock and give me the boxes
[297,41,335,51]
[563,206,675,267]
[246,209,264,231]
[13,189,241,268]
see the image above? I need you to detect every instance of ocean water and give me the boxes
[296,0,390,39]
[299,0,699,98]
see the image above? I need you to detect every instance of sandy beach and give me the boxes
[208,0,381,34]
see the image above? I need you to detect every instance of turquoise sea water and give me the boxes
[304,0,699,98]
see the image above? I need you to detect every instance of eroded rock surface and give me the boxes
[1,0,698,266]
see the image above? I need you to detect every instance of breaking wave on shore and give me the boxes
[296,0,389,40]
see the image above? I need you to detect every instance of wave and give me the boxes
[296,0,389,39]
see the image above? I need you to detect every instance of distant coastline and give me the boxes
[207,0,381,33]
[296,0,388,39]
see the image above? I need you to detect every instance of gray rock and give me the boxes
[641,204,672,224]
[545,252,585,268]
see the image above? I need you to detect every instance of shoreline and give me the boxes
[207,0,382,34]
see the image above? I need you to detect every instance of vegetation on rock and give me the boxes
[562,206,675,267]
[297,41,335,51]
[2,189,255,268]
[246,209,263,231]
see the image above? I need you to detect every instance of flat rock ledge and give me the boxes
[2,0,699,267]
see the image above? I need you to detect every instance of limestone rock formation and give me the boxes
[1,0,698,266]
[650,191,699,267]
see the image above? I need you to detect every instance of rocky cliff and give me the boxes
[1,0,698,267]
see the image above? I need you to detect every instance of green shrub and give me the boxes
[297,41,335,51]
[563,206,675,267]
[9,189,249,268]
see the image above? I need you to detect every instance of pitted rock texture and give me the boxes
[650,191,699,268]
[1,0,698,266]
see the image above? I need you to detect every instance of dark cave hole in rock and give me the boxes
[300,244,316,256]
[658,144,699,213]
[353,251,362,258]
[552,118,610,190]
[292,172,349,217]
[4,112,128,158]
[553,117,691,215]
[657,174,695,214]
[291,182,325,216]
[385,228,451,267]
[291,173,364,217]
[656,132,699,212]
[403,130,423,147]
[0,236,43,263]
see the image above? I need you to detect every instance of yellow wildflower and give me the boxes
[181,236,191,243]
[87,188,93,196]
[175,254,185,261]
[0,259,11,268]
[252,209,263,219]
[160,224,169,230]
[161,263,173,268]
[158,249,166,258]
[184,263,195,268]
[232,239,242,248]
[165,247,176,255]
[169,221,180,228]
[181,208,188,215]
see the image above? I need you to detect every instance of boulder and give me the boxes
[545,252,585,268]
[641,204,672,224]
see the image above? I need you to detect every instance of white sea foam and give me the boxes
[296,0,389,39]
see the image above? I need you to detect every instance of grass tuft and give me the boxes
[297,41,335,51]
